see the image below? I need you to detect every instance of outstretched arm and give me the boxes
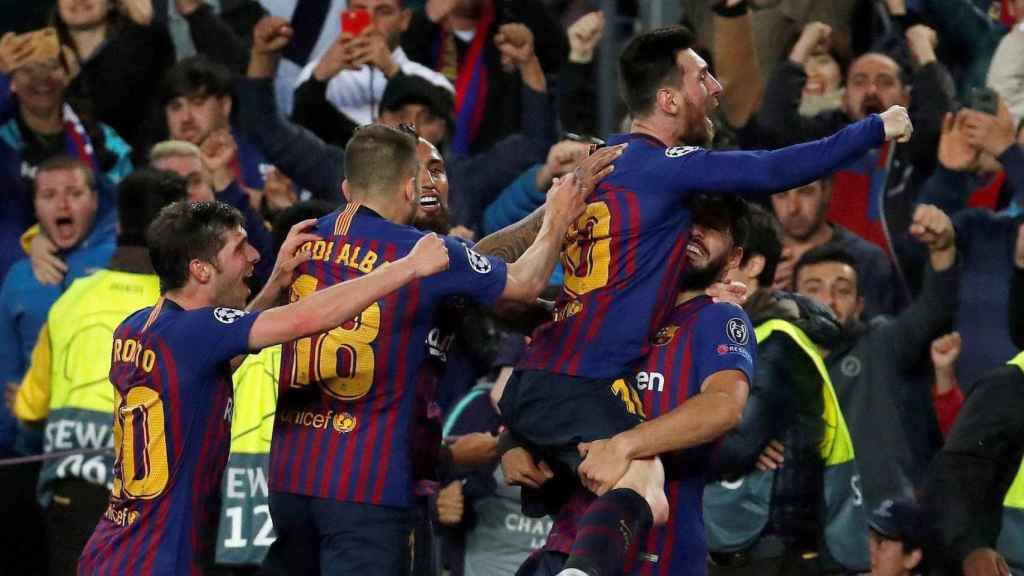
[247,231,450,350]
[673,108,909,199]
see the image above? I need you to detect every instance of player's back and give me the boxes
[270,204,507,508]
[521,133,696,379]
[79,298,259,575]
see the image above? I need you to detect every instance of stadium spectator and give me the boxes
[705,203,868,574]
[793,204,958,515]
[166,0,264,72]
[868,497,929,576]
[293,68,454,149]
[148,140,213,201]
[53,0,176,154]
[240,15,556,234]
[0,157,113,446]
[556,10,603,137]
[402,0,566,154]
[11,168,185,575]
[758,21,955,291]
[294,0,453,140]
[771,178,901,318]
[161,55,271,192]
[987,0,1024,120]
[930,332,965,439]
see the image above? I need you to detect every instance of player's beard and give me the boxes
[680,94,714,148]
[678,251,729,293]
[413,205,450,235]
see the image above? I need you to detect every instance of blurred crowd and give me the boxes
[1,0,1023,575]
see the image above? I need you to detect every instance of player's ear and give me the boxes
[743,254,765,280]
[656,88,678,115]
[727,247,744,272]
[189,259,211,285]
[341,179,351,202]
[404,175,418,206]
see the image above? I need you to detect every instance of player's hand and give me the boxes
[755,440,785,471]
[930,332,962,372]
[448,226,476,242]
[568,11,604,64]
[909,204,954,253]
[252,16,293,56]
[267,219,319,295]
[449,432,499,467]
[963,548,1011,576]
[407,233,450,278]
[962,96,1018,158]
[0,32,36,74]
[706,280,748,306]
[574,143,625,196]
[501,447,553,488]
[30,231,66,286]
[939,111,980,172]
[880,105,913,143]
[544,172,587,231]
[789,22,831,65]
[577,437,630,496]
[436,481,465,526]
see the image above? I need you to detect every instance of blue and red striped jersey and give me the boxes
[522,116,883,379]
[78,299,260,575]
[269,204,508,508]
[542,296,756,576]
[632,296,755,576]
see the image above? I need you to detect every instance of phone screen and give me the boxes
[341,10,372,36]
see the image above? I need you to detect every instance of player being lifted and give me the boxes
[77,197,450,575]
[497,25,913,576]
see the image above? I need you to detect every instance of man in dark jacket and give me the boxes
[705,204,869,574]
[793,204,959,518]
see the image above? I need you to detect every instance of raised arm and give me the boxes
[498,174,583,303]
[677,108,909,199]
[247,232,450,350]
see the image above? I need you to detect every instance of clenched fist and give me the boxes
[880,105,913,143]
[407,233,450,278]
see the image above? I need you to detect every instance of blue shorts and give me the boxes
[263,492,412,576]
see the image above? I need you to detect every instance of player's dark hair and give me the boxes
[793,243,861,294]
[689,194,751,250]
[147,200,245,293]
[34,155,96,196]
[271,200,336,253]
[160,55,233,109]
[117,169,188,248]
[619,26,695,117]
[741,203,783,287]
[344,124,419,199]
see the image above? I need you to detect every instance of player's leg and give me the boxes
[559,457,668,576]
[313,499,413,576]
[263,491,320,576]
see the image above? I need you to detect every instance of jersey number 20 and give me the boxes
[290,274,380,401]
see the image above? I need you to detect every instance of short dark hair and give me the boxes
[741,203,783,287]
[117,169,188,247]
[34,155,96,195]
[689,194,750,249]
[147,200,245,293]
[793,243,861,293]
[343,124,418,198]
[271,200,337,253]
[618,26,694,117]
[160,56,233,109]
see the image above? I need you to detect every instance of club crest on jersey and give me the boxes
[214,307,248,324]
[333,412,357,433]
[665,146,699,158]
[652,325,679,347]
[465,246,491,274]
[726,318,748,345]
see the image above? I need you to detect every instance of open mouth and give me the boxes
[862,101,884,116]
[54,216,75,241]
[686,240,707,259]
[419,193,440,213]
